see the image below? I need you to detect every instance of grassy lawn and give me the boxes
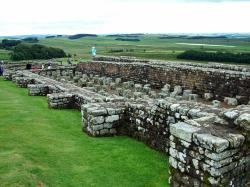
[0,78,169,187]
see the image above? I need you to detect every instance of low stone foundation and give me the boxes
[77,56,250,104]
[28,84,49,96]
[48,93,75,109]
[3,71,13,81]
[82,102,125,136]
[14,77,34,88]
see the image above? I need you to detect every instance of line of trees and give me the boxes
[108,48,135,53]
[107,34,143,37]
[11,44,66,61]
[159,35,228,40]
[0,39,67,61]
[22,37,39,43]
[0,39,22,49]
[115,38,140,42]
[177,50,250,64]
[68,34,98,39]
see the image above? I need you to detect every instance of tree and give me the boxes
[11,44,66,61]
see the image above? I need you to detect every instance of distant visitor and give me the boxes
[48,62,52,69]
[91,46,97,57]
[0,61,4,76]
[67,57,72,65]
[26,63,32,70]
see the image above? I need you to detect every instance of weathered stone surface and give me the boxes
[193,133,229,153]
[92,116,105,124]
[226,133,245,148]
[183,89,192,99]
[223,110,240,120]
[234,113,250,131]
[170,122,200,142]
[115,78,122,84]
[189,94,198,102]
[204,93,214,101]
[212,100,221,108]
[224,97,238,106]
[174,86,182,95]
[105,115,119,123]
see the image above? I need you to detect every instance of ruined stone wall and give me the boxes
[168,103,250,186]
[77,58,250,103]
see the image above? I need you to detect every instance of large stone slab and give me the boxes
[193,133,229,153]
[170,122,201,142]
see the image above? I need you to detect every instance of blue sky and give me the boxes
[0,0,250,35]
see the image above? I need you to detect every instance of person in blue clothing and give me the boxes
[91,46,97,57]
[0,61,3,76]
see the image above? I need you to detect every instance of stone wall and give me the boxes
[82,102,125,136]
[169,120,249,186]
[28,84,49,96]
[77,57,250,104]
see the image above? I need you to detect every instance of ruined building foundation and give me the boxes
[3,56,250,186]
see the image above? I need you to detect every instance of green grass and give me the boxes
[2,34,250,64]
[0,78,169,187]
[38,35,250,64]
[0,50,10,60]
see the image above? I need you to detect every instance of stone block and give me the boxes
[224,97,238,106]
[143,86,151,94]
[159,93,169,99]
[89,109,107,116]
[133,92,143,99]
[115,78,122,85]
[123,89,132,98]
[116,88,123,96]
[100,129,109,135]
[92,124,104,131]
[161,87,170,94]
[234,113,250,131]
[103,123,113,129]
[109,128,117,134]
[193,133,229,153]
[105,115,119,123]
[183,90,192,99]
[189,94,198,102]
[212,100,221,108]
[170,122,201,142]
[174,85,182,95]
[134,84,143,92]
[92,116,105,124]
[109,82,116,90]
[149,91,157,98]
[226,133,245,148]
[223,110,240,120]
[163,84,171,91]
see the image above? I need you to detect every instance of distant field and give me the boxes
[1,34,250,64]
[38,35,250,64]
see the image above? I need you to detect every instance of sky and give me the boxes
[0,0,250,36]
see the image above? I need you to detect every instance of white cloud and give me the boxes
[0,0,250,35]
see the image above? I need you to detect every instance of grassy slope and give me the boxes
[0,50,10,60]
[0,78,168,187]
[39,35,250,63]
[1,35,250,64]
